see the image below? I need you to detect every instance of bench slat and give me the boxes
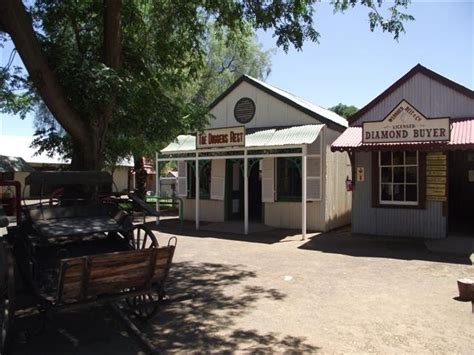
[57,246,175,304]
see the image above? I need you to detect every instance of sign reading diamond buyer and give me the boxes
[362,100,450,143]
[197,126,245,149]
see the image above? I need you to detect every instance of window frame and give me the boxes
[276,157,302,202]
[187,160,211,200]
[372,151,426,209]
[379,151,419,206]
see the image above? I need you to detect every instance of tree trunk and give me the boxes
[133,156,148,200]
[0,0,122,171]
[0,0,88,146]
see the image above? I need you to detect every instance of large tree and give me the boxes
[0,0,413,171]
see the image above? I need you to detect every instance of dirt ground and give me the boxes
[10,221,473,354]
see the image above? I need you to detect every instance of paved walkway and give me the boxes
[142,223,472,354]
[10,223,473,354]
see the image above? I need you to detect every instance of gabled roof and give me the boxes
[209,75,348,131]
[348,64,474,125]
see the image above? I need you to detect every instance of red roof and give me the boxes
[331,118,474,152]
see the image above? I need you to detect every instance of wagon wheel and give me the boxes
[127,225,158,250]
[0,246,15,354]
[125,225,160,320]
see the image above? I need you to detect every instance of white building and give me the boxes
[158,75,352,236]
[0,135,132,196]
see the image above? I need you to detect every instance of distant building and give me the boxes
[0,135,133,197]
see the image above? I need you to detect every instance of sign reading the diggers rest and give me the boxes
[197,126,245,149]
[363,100,450,144]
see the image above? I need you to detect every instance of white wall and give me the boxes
[209,81,322,129]
[264,201,325,231]
[182,198,225,222]
[324,129,352,230]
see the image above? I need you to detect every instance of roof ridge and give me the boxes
[348,64,474,125]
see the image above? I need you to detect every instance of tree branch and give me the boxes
[0,0,87,142]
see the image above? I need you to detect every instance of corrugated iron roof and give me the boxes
[161,124,324,153]
[246,76,348,128]
[331,118,474,152]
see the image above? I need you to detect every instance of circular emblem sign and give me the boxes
[234,97,255,124]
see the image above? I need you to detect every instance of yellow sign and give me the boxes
[426,185,446,196]
[427,176,447,184]
[426,152,447,202]
[426,170,447,177]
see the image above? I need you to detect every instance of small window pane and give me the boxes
[406,167,417,183]
[394,167,404,183]
[406,185,417,201]
[406,151,417,165]
[381,167,392,183]
[393,184,405,201]
[380,152,392,166]
[393,152,404,165]
[381,184,392,201]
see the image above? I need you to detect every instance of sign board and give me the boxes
[196,126,245,149]
[362,100,450,144]
[426,152,447,201]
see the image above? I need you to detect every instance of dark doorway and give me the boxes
[225,160,243,220]
[248,161,262,222]
[448,150,474,237]
[224,159,262,222]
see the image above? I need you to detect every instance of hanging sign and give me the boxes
[426,152,447,201]
[196,126,245,149]
[362,100,450,144]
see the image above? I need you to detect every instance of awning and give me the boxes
[0,155,34,173]
[331,118,474,152]
[161,124,325,154]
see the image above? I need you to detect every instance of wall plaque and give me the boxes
[426,152,447,201]
[363,100,450,144]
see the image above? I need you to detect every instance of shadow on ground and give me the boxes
[148,218,303,245]
[137,261,320,353]
[299,227,471,265]
[11,306,142,355]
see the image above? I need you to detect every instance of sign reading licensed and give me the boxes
[362,100,450,143]
[197,126,245,149]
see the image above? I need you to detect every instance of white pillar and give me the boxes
[195,153,200,230]
[302,146,307,240]
[155,152,160,226]
[244,151,249,235]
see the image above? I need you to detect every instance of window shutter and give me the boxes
[306,156,321,201]
[177,161,187,197]
[210,160,225,200]
[262,158,275,202]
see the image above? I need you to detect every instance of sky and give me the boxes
[0,0,473,137]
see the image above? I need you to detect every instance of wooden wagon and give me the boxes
[0,171,177,354]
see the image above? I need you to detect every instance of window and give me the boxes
[187,160,211,199]
[276,158,301,201]
[379,151,418,205]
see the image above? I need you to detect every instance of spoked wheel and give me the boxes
[125,292,161,321]
[127,225,158,250]
[125,225,160,320]
[0,246,15,354]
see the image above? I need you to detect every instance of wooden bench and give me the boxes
[51,244,176,305]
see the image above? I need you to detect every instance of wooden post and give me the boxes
[195,153,199,230]
[302,145,307,240]
[244,151,249,235]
